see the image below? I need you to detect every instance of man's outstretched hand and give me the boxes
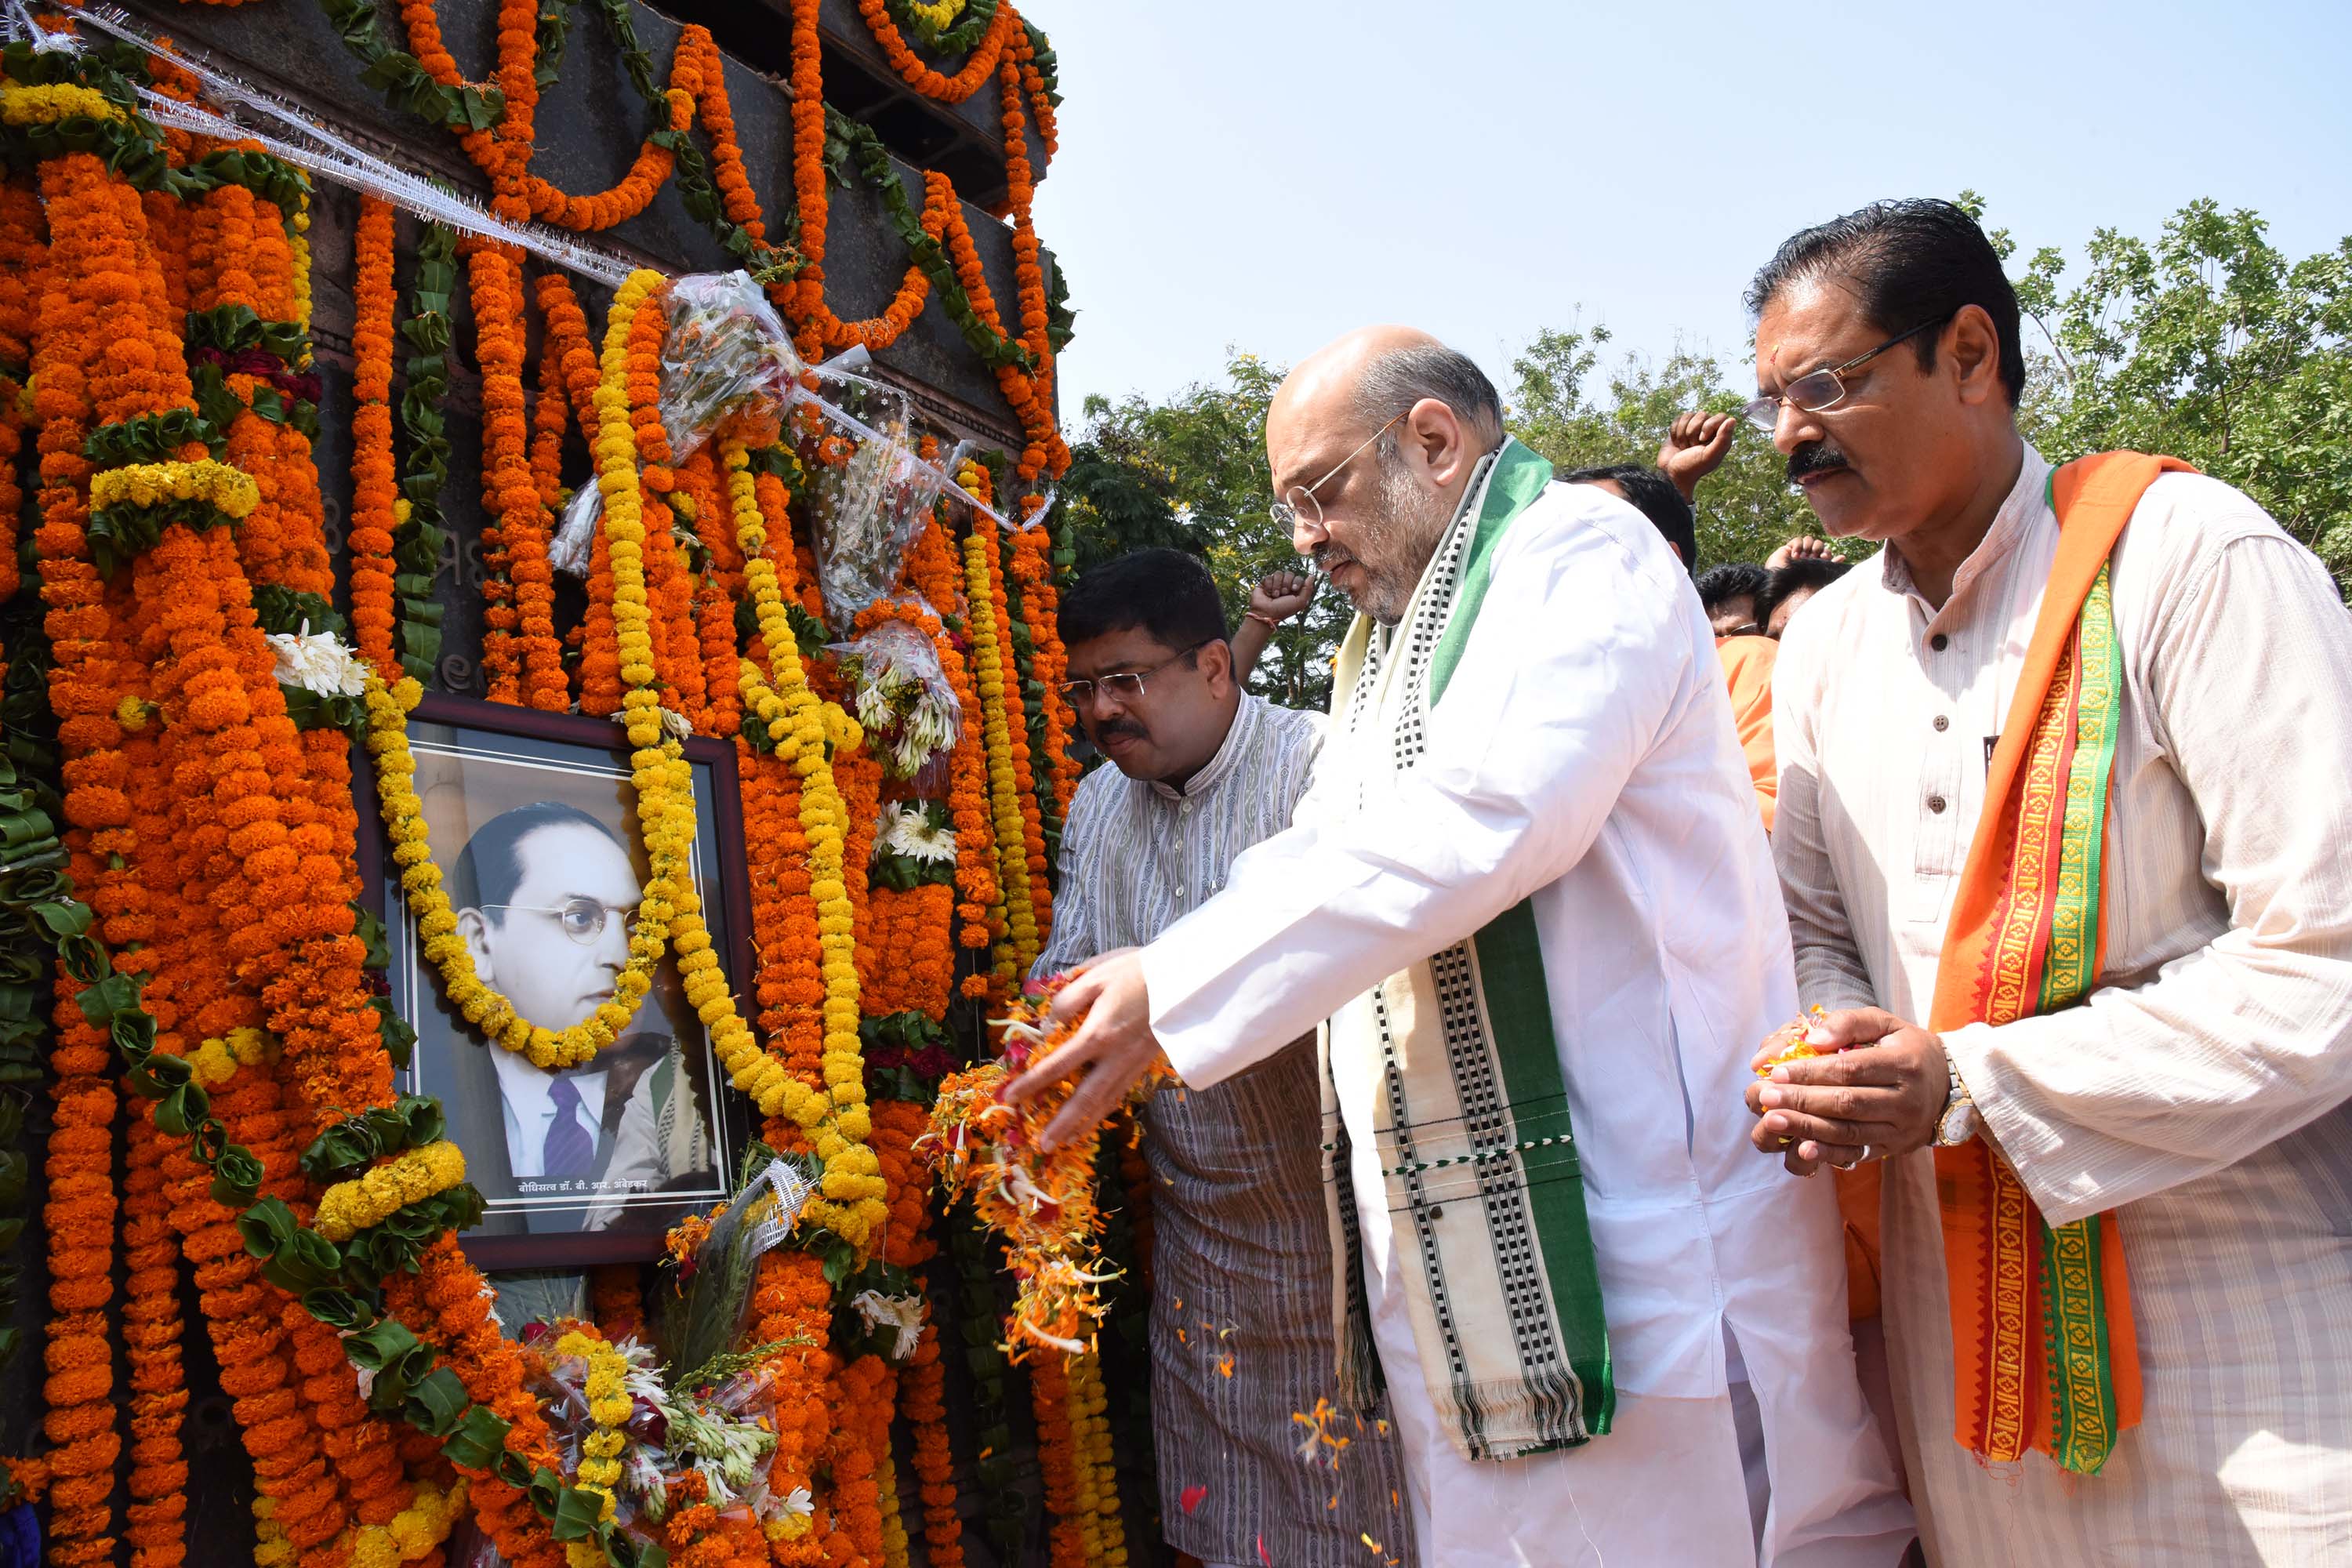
[1003,949,1167,1150]
[1764,534,1836,571]
[1657,411,1737,502]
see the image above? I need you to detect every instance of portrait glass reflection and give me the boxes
[383,700,741,1259]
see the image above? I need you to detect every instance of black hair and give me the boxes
[1759,557,1853,632]
[448,800,625,918]
[1695,562,1769,615]
[1559,463,1695,575]
[1746,198,2025,408]
[1058,546,1229,655]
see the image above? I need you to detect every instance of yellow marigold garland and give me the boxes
[718,434,887,1244]
[312,1142,469,1242]
[0,81,123,125]
[551,1329,630,1567]
[960,521,1038,978]
[1067,1349,1127,1566]
[86,458,260,518]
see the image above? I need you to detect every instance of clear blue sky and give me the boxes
[1029,0,2352,426]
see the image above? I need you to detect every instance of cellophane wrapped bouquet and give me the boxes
[920,978,1175,1361]
[828,612,960,786]
[656,271,805,459]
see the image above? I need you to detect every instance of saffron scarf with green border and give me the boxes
[1928,451,2194,1475]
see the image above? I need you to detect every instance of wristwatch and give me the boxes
[1935,1054,1980,1148]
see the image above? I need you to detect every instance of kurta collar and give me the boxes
[1880,442,2053,620]
[1147,691,1258,802]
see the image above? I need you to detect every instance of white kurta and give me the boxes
[1773,444,2352,1566]
[1142,477,1914,1566]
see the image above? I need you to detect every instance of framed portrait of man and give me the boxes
[364,694,755,1269]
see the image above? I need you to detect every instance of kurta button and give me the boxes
[1930,633,1949,651]
[1426,1207,1444,1221]
[1928,795,1947,814]
[1933,715,1950,731]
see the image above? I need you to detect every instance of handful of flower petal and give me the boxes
[1755,1006,1830,1079]
[920,978,1176,1361]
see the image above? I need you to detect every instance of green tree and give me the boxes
[1972,192,2352,587]
[1057,351,1345,709]
[1504,321,1818,569]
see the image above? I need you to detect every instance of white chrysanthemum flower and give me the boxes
[265,621,369,698]
[877,802,958,866]
[1172,502,1197,527]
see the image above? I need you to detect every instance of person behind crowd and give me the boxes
[1760,554,1851,637]
[1012,326,1913,1565]
[1035,548,1410,1568]
[1697,561,1770,637]
[1745,197,2352,1565]
[1558,462,1696,572]
[445,802,712,1232]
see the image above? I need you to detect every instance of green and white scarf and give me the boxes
[1319,437,1614,1461]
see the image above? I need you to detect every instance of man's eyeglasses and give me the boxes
[1267,411,1406,533]
[1058,640,1211,707]
[481,897,640,946]
[1742,316,1950,434]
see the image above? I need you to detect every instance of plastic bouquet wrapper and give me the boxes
[524,1323,791,1536]
[549,478,601,579]
[827,610,960,786]
[656,1152,815,1377]
[658,270,807,461]
[918,976,1176,1362]
[795,375,946,630]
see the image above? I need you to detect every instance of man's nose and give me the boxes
[596,910,630,969]
[1772,401,1824,456]
[1291,508,1327,558]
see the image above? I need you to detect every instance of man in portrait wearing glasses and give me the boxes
[1037,549,1412,1568]
[441,800,713,1234]
[1744,199,2352,1565]
[1014,327,1913,1566]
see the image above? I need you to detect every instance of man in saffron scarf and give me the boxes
[1013,327,1913,1566]
[1744,199,2352,1564]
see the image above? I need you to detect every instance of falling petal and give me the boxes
[1257,1534,1272,1567]
[1218,1356,1235,1378]
[1179,1485,1208,1515]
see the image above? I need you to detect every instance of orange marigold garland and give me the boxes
[347,194,401,679]
[467,241,567,709]
[923,986,1171,1359]
[122,1113,190,1568]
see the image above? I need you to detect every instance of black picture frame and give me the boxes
[356,693,757,1269]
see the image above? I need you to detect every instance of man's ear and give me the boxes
[457,907,495,972]
[1405,397,1478,489]
[1947,304,2004,408]
[1197,636,1236,695]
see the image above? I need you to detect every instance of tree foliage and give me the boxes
[1503,321,1817,569]
[1980,192,2352,588]
[1057,351,1345,709]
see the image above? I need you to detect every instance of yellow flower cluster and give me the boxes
[720,434,888,1247]
[312,1141,467,1243]
[906,0,966,28]
[187,1025,272,1090]
[350,1478,468,1568]
[1066,1350,1127,1568]
[365,671,665,1068]
[253,1495,292,1568]
[553,1329,630,1568]
[88,459,262,520]
[290,196,314,363]
[961,522,1039,978]
[0,81,124,125]
[113,693,152,732]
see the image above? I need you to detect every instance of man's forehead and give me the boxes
[1755,276,1872,388]
[511,821,637,893]
[1066,626,1179,674]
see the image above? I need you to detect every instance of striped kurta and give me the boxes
[1773,445,2352,1566]
[1034,693,1414,1568]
